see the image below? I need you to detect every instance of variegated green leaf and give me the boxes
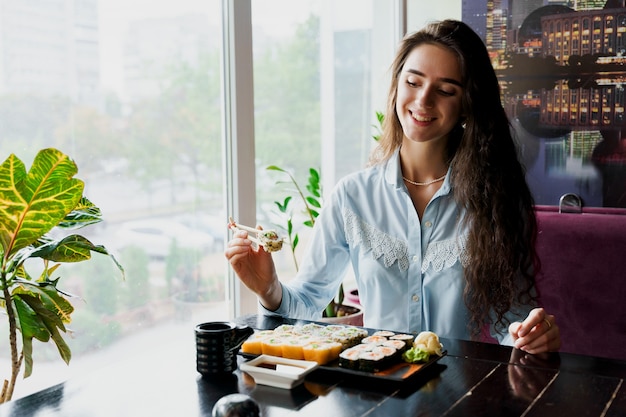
[21,291,71,363]
[22,336,34,378]
[13,283,74,324]
[13,294,52,342]
[14,292,71,377]
[0,148,84,256]
[30,234,100,263]
[29,234,125,279]
[49,327,72,366]
[13,294,49,378]
[58,197,102,229]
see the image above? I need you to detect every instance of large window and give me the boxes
[251,0,383,285]
[0,0,226,398]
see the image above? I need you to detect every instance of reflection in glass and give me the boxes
[504,75,626,207]
[459,1,626,208]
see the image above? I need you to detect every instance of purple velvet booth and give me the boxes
[534,205,626,361]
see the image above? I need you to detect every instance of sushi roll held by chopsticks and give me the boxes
[228,217,285,252]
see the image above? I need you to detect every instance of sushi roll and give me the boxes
[383,339,408,354]
[241,337,264,355]
[373,345,399,368]
[372,330,395,338]
[261,336,285,357]
[329,330,353,349]
[301,323,325,335]
[290,325,305,335]
[389,334,414,351]
[240,331,272,355]
[361,335,388,346]
[351,343,375,352]
[345,327,369,343]
[311,339,343,359]
[358,351,386,373]
[281,335,308,360]
[317,327,334,338]
[302,341,341,365]
[273,324,295,334]
[324,324,346,333]
[338,347,361,370]
[340,327,368,347]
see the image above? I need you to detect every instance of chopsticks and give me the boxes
[228,217,285,252]
[228,217,260,235]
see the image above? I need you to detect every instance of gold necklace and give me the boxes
[402,174,446,186]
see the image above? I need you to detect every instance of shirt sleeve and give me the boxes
[260,181,352,321]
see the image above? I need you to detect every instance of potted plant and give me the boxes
[267,165,363,326]
[0,148,124,403]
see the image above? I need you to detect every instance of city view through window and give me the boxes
[458,0,626,208]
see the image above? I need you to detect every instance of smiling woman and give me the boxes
[395,42,464,218]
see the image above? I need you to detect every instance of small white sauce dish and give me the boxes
[240,355,319,389]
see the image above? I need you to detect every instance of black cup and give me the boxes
[195,321,254,377]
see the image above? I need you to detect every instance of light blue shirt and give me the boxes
[263,149,532,344]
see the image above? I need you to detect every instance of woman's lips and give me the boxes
[411,111,435,123]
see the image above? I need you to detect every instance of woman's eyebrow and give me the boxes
[405,68,462,87]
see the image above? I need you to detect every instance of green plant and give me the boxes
[0,148,124,402]
[372,110,384,142]
[267,165,350,318]
[267,166,321,271]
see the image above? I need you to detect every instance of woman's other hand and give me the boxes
[509,307,561,354]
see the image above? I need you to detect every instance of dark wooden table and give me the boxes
[1,314,625,417]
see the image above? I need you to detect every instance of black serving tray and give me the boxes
[238,325,447,384]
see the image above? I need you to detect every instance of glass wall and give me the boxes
[0,0,227,398]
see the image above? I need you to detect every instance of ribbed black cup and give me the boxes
[195,322,253,377]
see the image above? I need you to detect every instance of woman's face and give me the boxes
[395,43,464,146]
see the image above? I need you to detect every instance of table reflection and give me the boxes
[507,349,559,402]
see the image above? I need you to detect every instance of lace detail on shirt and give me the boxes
[421,237,469,274]
[344,208,409,272]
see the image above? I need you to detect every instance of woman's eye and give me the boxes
[407,80,418,87]
[439,90,455,96]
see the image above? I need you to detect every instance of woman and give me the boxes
[226,20,560,354]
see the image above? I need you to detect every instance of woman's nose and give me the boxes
[416,86,434,108]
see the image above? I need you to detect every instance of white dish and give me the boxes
[239,355,319,389]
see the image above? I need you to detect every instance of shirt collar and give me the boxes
[384,147,452,196]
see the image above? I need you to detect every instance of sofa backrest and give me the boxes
[534,205,626,361]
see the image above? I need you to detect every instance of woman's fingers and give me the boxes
[510,308,561,353]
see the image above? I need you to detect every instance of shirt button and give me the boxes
[412,255,418,262]
[412,294,419,302]
[424,221,432,228]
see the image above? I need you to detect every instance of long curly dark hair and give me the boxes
[370,19,538,338]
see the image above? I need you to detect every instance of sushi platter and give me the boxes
[238,323,446,384]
